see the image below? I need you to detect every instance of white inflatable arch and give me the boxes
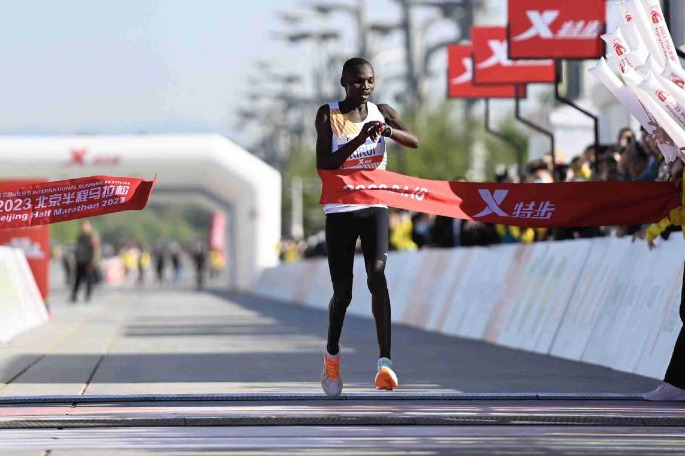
[0,134,281,291]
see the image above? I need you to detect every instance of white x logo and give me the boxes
[474,189,509,217]
[513,10,560,42]
[478,39,554,69]
[477,40,510,69]
[450,57,473,85]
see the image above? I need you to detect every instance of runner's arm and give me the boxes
[377,104,419,149]
[316,105,382,170]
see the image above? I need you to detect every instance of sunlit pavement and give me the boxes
[2,425,685,455]
[0,288,683,454]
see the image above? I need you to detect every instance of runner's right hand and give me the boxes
[358,121,383,141]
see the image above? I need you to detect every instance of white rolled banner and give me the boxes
[606,48,647,75]
[663,60,685,89]
[624,47,649,69]
[602,27,632,56]
[636,54,657,77]
[589,58,681,161]
[605,54,623,75]
[619,22,644,52]
[590,58,652,125]
[603,27,649,74]
[642,0,680,64]
[623,67,685,157]
[639,72,685,128]
[655,71,685,111]
[639,56,685,108]
[619,0,666,67]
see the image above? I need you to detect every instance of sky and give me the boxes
[0,0,504,143]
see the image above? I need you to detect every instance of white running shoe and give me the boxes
[375,357,398,390]
[643,382,685,401]
[321,351,343,398]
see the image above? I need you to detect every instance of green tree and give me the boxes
[281,141,324,235]
[387,103,472,180]
[51,204,212,249]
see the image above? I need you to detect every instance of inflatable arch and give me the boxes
[0,134,281,291]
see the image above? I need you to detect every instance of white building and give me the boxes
[0,134,281,291]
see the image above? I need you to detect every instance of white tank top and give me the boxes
[324,101,388,214]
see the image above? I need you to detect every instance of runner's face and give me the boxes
[342,64,375,103]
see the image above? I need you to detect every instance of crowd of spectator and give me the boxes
[117,240,225,289]
[279,125,683,262]
[55,237,226,291]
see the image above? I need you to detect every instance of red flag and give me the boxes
[0,175,156,229]
[448,44,527,99]
[472,26,556,84]
[508,0,606,59]
[319,169,680,228]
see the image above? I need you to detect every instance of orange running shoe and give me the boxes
[321,352,343,398]
[375,357,398,390]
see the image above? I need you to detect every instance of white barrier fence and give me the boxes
[253,237,684,380]
[0,246,49,343]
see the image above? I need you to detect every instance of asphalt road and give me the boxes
[0,287,681,455]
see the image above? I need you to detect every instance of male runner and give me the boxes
[315,57,419,397]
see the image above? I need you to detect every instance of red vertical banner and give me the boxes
[472,26,556,84]
[209,211,227,274]
[507,0,606,59]
[447,44,527,98]
[210,212,226,254]
[0,180,50,300]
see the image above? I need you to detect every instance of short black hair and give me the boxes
[617,127,634,141]
[342,57,372,76]
[527,159,549,174]
[603,154,618,165]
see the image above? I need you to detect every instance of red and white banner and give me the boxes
[0,175,156,229]
[319,169,680,228]
[0,178,51,300]
[472,26,556,84]
[448,44,527,99]
[508,0,606,59]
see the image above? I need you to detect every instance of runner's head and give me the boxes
[341,58,374,104]
[80,220,93,235]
